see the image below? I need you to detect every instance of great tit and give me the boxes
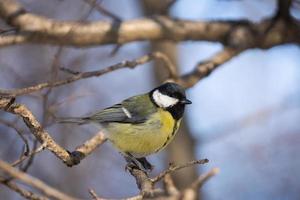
[60,82,191,170]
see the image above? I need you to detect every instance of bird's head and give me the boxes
[150,82,191,119]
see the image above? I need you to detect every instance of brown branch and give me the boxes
[0,47,239,105]
[190,168,220,190]
[0,97,213,199]
[0,46,241,106]
[89,189,101,200]
[125,159,210,199]
[0,52,177,96]
[0,27,17,34]
[90,163,215,200]
[0,2,298,100]
[125,195,143,200]
[151,159,209,183]
[0,160,78,200]
[181,168,220,200]
[163,174,179,196]
[265,0,294,34]
[176,47,242,88]
[82,0,121,22]
[70,132,107,163]
[0,98,106,167]
[89,188,143,200]
[11,143,46,167]
[277,0,293,20]
[128,167,161,197]
[0,34,30,46]
[0,176,49,200]
[0,0,299,47]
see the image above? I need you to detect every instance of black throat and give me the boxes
[166,103,185,120]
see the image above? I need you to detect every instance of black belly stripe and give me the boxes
[155,120,178,153]
[162,136,170,147]
[171,120,179,136]
[172,125,177,136]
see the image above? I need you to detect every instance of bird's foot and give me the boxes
[123,153,154,173]
[136,157,154,171]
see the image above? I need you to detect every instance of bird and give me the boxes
[59,82,192,171]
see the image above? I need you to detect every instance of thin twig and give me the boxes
[0,47,238,98]
[0,52,177,96]
[89,189,100,200]
[11,143,46,167]
[177,47,242,88]
[163,174,179,196]
[0,176,49,200]
[88,188,142,200]
[151,159,209,183]
[0,98,107,167]
[48,92,93,112]
[0,0,299,47]
[0,160,78,200]
[190,167,220,189]
[82,0,121,22]
[181,168,219,200]
[125,195,143,200]
[82,0,123,55]
[126,158,210,199]
[0,27,18,35]
[0,119,30,156]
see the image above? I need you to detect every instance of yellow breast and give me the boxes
[106,109,181,157]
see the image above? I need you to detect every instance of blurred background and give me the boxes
[1,0,300,199]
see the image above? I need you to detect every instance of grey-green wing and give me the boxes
[86,94,156,124]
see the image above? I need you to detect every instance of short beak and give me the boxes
[181,99,192,105]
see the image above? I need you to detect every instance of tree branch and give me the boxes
[0,47,240,98]
[0,52,177,96]
[182,168,220,200]
[0,97,106,167]
[82,0,122,22]
[0,176,49,200]
[190,168,220,190]
[0,160,78,200]
[151,159,209,183]
[0,46,237,97]
[0,0,299,47]
[11,143,46,167]
[276,0,293,20]
[0,1,289,198]
[125,159,209,199]
[163,174,179,196]
[176,47,242,88]
[0,93,214,199]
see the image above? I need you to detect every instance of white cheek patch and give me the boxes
[152,90,179,108]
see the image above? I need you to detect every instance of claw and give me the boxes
[122,153,154,173]
[136,157,154,172]
[125,162,139,172]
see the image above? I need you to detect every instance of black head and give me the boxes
[150,82,192,120]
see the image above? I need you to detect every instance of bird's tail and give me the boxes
[56,117,89,125]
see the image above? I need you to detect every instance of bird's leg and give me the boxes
[136,157,154,171]
[123,153,145,171]
[122,153,153,172]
